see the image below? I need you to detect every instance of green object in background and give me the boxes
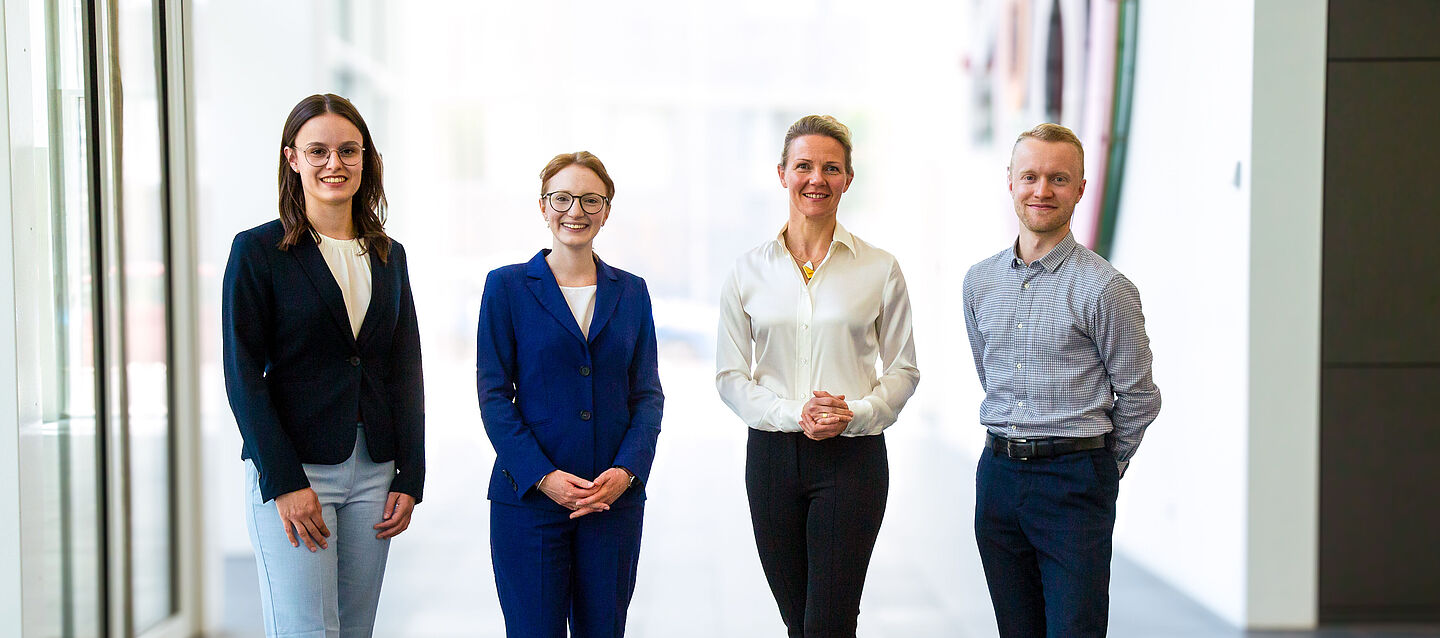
[1096,0,1139,260]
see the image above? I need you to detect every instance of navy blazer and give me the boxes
[476,250,663,511]
[222,219,425,503]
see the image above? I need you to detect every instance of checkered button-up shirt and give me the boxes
[962,232,1160,474]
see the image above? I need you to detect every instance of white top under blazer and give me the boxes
[316,232,372,339]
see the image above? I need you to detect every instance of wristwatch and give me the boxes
[615,466,636,488]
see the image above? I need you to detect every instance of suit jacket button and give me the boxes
[579,410,592,421]
[348,356,361,366]
[579,365,591,376]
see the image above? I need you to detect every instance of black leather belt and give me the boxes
[985,433,1107,460]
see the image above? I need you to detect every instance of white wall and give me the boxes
[1108,0,1255,624]
[1110,0,1326,628]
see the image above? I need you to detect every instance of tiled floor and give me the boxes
[218,361,1439,637]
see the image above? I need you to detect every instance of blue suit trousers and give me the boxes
[974,446,1120,638]
[490,501,644,638]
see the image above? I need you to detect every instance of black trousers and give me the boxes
[745,429,889,638]
[974,447,1120,638]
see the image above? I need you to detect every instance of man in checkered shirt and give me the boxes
[963,123,1162,638]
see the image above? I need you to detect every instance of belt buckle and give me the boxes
[1007,438,1036,460]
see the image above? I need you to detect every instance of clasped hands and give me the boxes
[538,467,632,519]
[274,487,417,552]
[800,390,852,441]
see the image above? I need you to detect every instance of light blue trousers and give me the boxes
[245,426,395,638]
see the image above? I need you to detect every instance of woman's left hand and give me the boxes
[373,492,416,539]
[801,391,853,440]
[572,468,632,519]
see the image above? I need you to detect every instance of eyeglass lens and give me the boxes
[549,192,607,214]
[302,144,363,167]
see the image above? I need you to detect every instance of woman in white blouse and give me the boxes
[716,115,920,637]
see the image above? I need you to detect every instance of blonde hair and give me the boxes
[1011,123,1085,177]
[780,115,854,175]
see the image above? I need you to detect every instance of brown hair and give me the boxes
[779,115,854,175]
[1011,123,1085,177]
[276,93,391,262]
[539,151,615,200]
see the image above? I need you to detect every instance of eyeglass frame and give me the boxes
[288,143,366,167]
[542,190,611,215]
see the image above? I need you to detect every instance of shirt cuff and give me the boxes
[843,399,875,436]
[768,398,806,433]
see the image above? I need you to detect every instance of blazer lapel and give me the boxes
[292,234,357,345]
[355,246,390,347]
[586,257,621,343]
[524,251,587,344]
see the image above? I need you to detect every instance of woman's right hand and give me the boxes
[538,470,604,516]
[275,487,329,552]
[801,391,853,440]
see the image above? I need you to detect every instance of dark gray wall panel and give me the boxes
[1322,0,1440,625]
[1329,0,1440,59]
[1322,61,1440,365]
[1319,367,1440,622]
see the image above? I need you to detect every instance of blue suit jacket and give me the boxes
[222,219,425,503]
[476,250,663,510]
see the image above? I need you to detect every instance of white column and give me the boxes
[1246,0,1327,627]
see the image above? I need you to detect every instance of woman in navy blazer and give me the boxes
[477,151,663,638]
[222,94,423,637]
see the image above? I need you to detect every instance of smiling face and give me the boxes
[1008,137,1086,239]
[539,164,610,251]
[778,134,853,220]
[284,112,364,212]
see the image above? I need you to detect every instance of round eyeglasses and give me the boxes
[292,144,365,167]
[543,191,609,215]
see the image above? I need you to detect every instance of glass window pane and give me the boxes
[15,0,106,635]
[117,0,175,630]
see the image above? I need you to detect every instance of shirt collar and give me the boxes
[1010,232,1079,273]
[774,221,856,256]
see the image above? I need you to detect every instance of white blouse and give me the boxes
[559,284,597,338]
[316,233,372,339]
[715,223,920,436]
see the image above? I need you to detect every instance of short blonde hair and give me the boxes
[1011,123,1085,177]
[780,115,854,175]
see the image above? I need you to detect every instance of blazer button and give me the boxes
[579,410,592,421]
[579,365,591,376]
[348,356,361,366]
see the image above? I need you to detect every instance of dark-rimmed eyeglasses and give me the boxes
[543,191,609,215]
[291,144,365,167]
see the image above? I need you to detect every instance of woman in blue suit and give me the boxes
[477,151,663,638]
[222,94,424,638]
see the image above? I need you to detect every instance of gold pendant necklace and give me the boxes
[786,235,818,281]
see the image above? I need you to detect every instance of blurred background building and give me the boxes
[2,0,1436,636]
